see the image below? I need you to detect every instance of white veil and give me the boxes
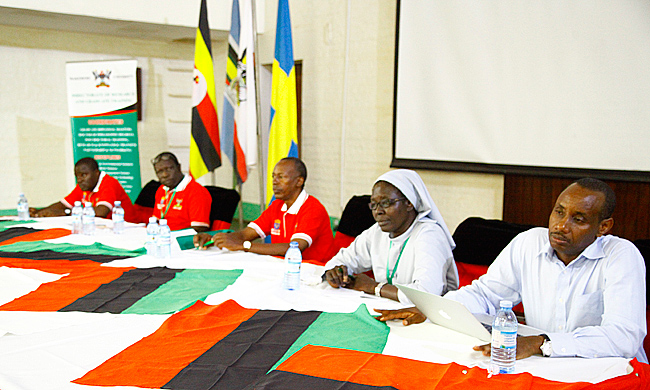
[375,169,455,249]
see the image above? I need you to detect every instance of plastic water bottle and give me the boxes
[82,202,95,236]
[283,241,302,290]
[157,219,171,259]
[112,201,125,234]
[71,201,83,234]
[17,193,29,220]
[146,217,159,257]
[490,300,518,375]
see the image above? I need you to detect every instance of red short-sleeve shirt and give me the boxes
[153,175,211,231]
[249,190,334,265]
[62,172,135,222]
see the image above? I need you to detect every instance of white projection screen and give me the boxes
[392,1,650,180]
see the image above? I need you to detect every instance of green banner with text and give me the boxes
[66,60,141,201]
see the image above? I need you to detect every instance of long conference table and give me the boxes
[0,216,648,390]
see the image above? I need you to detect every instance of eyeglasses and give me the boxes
[368,198,407,210]
[151,154,178,166]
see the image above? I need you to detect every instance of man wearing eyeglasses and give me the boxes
[194,157,334,264]
[323,170,458,303]
[152,152,211,232]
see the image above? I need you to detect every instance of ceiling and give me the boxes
[0,6,229,43]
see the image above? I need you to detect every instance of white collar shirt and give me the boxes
[445,227,647,362]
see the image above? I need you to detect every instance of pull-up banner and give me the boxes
[66,59,141,200]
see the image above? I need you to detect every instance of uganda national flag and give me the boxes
[190,0,222,179]
[74,300,389,389]
[0,257,242,314]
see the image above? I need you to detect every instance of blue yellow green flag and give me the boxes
[266,0,298,205]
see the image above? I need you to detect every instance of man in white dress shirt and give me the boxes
[376,178,647,363]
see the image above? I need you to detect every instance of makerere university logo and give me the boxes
[92,70,112,87]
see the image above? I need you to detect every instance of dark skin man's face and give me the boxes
[154,159,184,190]
[271,160,304,202]
[548,184,613,265]
[75,165,101,192]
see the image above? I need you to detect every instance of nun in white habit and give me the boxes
[324,169,459,304]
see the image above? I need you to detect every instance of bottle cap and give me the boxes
[114,201,121,206]
[148,216,157,223]
[159,219,168,225]
[84,202,92,207]
[74,201,82,206]
[289,241,299,248]
[499,300,513,309]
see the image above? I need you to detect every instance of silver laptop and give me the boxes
[396,284,542,342]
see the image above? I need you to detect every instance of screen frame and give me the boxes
[390,1,650,183]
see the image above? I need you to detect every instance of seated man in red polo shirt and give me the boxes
[194,157,334,265]
[151,152,211,232]
[30,157,135,221]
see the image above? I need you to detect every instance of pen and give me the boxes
[196,239,214,249]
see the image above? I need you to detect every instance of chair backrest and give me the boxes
[132,180,161,223]
[336,195,375,237]
[134,180,161,208]
[452,217,536,267]
[452,217,537,289]
[331,195,375,256]
[204,185,241,230]
[452,217,537,315]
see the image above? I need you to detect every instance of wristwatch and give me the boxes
[540,334,552,357]
[243,241,252,251]
[375,282,386,297]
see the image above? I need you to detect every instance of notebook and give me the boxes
[395,284,542,342]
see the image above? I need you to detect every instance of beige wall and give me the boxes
[0,0,503,232]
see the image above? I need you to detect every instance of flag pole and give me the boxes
[251,0,266,214]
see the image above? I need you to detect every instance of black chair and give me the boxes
[134,180,161,208]
[204,185,241,230]
[331,195,375,254]
[452,217,537,267]
[452,217,536,288]
[132,180,161,223]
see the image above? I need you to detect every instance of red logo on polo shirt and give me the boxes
[271,219,281,236]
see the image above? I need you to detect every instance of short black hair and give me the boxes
[151,151,180,167]
[573,178,616,220]
[281,157,307,182]
[75,157,99,171]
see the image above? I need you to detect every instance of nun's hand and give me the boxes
[325,265,353,288]
[347,273,377,295]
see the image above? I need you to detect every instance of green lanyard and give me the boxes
[161,190,177,219]
[386,237,410,284]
